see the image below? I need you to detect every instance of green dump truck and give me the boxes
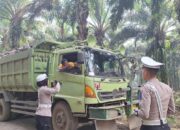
[0,40,139,130]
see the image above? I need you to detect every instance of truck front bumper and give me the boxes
[88,105,125,120]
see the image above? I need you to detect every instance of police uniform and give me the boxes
[136,57,175,130]
[35,74,60,130]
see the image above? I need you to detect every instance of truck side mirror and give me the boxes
[77,52,84,64]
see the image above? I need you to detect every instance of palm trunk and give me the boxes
[175,0,180,22]
[95,29,105,47]
[9,17,22,48]
[9,4,31,48]
[60,23,65,41]
[75,0,89,41]
[146,0,168,83]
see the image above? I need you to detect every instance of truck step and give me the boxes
[11,109,35,116]
[11,105,36,111]
[10,100,37,106]
[10,100,37,116]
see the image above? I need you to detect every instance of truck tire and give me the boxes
[0,98,10,121]
[52,101,78,130]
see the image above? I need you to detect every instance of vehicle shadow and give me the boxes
[78,123,96,130]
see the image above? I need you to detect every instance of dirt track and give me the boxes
[0,116,128,130]
[0,115,179,130]
[0,116,96,130]
[0,117,35,130]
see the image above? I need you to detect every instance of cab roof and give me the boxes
[34,39,116,55]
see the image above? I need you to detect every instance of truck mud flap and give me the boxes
[95,120,118,130]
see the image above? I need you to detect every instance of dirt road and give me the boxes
[0,116,128,130]
[0,117,35,130]
[0,116,179,130]
[0,117,133,130]
[0,116,96,130]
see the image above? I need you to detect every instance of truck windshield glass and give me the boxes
[85,50,122,77]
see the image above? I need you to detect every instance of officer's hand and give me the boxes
[51,80,59,87]
[54,80,57,85]
[131,109,139,116]
[55,81,62,86]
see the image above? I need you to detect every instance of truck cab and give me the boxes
[0,40,139,130]
[45,41,139,130]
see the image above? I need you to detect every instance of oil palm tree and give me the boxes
[28,0,53,21]
[175,0,180,22]
[75,0,89,41]
[108,0,135,31]
[49,0,76,41]
[109,0,151,49]
[0,0,32,48]
[88,0,110,47]
[109,0,178,83]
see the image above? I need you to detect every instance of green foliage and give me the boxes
[0,0,32,48]
[145,0,178,83]
[109,0,151,49]
[111,26,145,47]
[108,0,135,30]
[175,0,180,22]
[165,39,171,49]
[75,0,89,40]
[28,0,53,21]
[167,116,176,127]
[88,0,110,46]
[39,0,77,41]
[175,92,180,111]
[118,45,126,56]
[87,35,96,47]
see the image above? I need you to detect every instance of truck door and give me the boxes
[55,52,85,113]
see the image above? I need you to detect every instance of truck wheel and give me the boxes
[0,98,10,121]
[52,101,78,130]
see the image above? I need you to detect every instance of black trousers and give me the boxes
[140,124,170,130]
[35,115,52,130]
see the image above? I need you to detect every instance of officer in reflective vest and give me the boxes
[35,74,61,130]
[134,56,175,130]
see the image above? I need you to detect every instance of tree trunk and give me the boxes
[60,23,64,41]
[9,17,22,48]
[75,0,89,41]
[95,29,105,47]
[175,0,180,22]
[146,0,168,83]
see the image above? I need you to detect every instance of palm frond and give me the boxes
[111,26,145,46]
[28,0,53,21]
[108,0,135,30]
[175,0,180,22]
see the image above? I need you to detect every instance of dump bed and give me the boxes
[0,48,50,92]
[0,40,87,92]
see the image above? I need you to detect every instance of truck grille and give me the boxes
[98,90,126,101]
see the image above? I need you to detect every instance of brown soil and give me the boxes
[0,113,179,130]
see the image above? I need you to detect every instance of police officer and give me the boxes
[134,56,175,130]
[35,74,61,130]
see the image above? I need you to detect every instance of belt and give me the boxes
[142,118,167,126]
[38,104,52,108]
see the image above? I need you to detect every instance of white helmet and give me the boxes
[141,56,164,69]
[36,74,48,82]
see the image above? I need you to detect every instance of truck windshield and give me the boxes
[85,50,123,77]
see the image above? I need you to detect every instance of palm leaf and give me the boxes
[108,0,135,30]
[111,26,144,45]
